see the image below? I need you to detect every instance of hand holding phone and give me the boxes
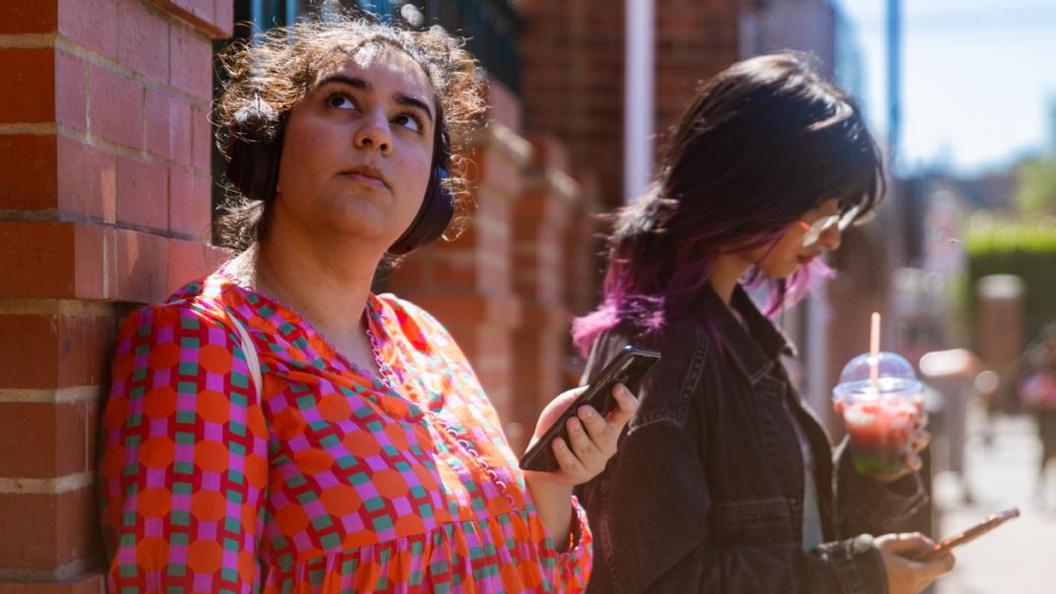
[913,507,1020,562]
[519,345,660,472]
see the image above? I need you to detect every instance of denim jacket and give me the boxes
[575,285,928,594]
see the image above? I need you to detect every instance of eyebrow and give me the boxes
[316,74,434,123]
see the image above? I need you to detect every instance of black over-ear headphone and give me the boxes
[225,97,455,256]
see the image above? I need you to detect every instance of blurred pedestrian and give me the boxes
[1015,322,1056,507]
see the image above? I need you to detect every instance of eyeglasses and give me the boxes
[797,204,863,247]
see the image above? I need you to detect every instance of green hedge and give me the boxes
[965,216,1056,350]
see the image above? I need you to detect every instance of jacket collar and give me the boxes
[696,283,797,384]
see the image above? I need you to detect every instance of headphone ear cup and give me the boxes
[226,134,284,202]
[388,166,454,256]
[224,99,285,202]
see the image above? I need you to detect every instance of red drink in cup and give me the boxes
[833,352,923,475]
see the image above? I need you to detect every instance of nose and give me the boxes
[353,109,392,156]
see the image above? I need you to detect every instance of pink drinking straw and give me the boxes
[869,312,881,393]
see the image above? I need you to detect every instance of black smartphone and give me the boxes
[518,345,661,472]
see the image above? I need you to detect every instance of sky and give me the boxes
[836,0,1056,175]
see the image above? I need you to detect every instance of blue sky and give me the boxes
[837,0,1056,174]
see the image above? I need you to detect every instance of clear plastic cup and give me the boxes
[833,352,924,475]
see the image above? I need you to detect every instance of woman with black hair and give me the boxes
[574,54,954,594]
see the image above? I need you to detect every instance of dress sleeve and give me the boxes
[546,495,594,593]
[98,302,270,594]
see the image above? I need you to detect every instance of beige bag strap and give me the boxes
[228,313,263,402]
[170,298,262,401]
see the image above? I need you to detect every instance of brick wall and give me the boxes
[520,0,743,210]
[653,0,742,148]
[519,0,626,210]
[0,1,231,590]
[517,2,745,388]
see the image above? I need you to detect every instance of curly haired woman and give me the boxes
[97,8,634,593]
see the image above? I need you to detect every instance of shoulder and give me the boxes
[115,272,246,347]
[585,319,714,430]
[373,293,460,354]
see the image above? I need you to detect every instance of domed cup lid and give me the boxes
[833,351,922,402]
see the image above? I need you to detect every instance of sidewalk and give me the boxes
[934,407,1056,593]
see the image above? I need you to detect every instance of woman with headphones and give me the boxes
[97,8,635,593]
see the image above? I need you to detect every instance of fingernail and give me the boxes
[580,407,595,418]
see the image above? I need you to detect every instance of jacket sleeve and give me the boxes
[579,419,889,594]
[834,437,930,537]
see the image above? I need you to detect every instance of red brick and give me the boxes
[0,313,114,390]
[54,51,86,132]
[168,169,212,239]
[0,316,58,391]
[170,21,213,100]
[73,225,167,303]
[0,573,105,594]
[0,401,89,478]
[190,105,212,173]
[84,397,99,476]
[486,78,521,130]
[144,87,172,159]
[87,64,143,149]
[0,222,177,303]
[116,156,167,230]
[113,227,170,303]
[214,0,234,35]
[56,137,117,221]
[167,237,231,293]
[0,135,58,212]
[0,2,58,34]
[408,294,521,328]
[169,97,192,166]
[117,0,169,82]
[172,0,212,25]
[526,133,569,170]
[432,257,478,289]
[0,222,75,300]
[57,314,116,387]
[71,224,107,300]
[0,488,96,570]
[57,0,118,59]
[0,48,55,123]
[383,258,427,288]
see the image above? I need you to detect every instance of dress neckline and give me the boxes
[213,260,398,396]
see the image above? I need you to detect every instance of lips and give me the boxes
[340,165,388,189]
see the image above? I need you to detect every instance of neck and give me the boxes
[237,214,386,351]
[708,253,753,306]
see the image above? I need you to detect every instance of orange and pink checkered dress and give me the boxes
[98,266,591,593]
